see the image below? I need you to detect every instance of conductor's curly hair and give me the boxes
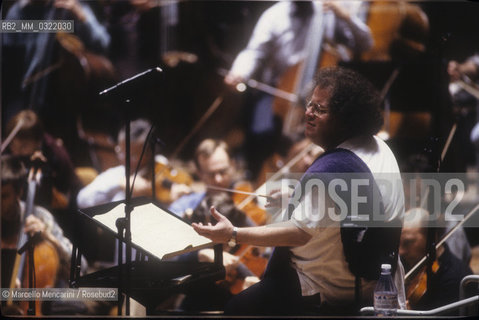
[315,67,383,137]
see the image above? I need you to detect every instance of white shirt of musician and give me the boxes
[76,165,127,209]
[229,1,372,86]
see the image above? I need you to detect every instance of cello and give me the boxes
[4,158,60,315]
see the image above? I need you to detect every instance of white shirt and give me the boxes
[230,1,372,86]
[77,165,127,209]
[290,136,406,307]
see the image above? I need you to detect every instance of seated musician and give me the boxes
[169,139,247,218]
[193,67,406,316]
[448,55,479,159]
[448,54,479,84]
[168,139,262,312]
[5,110,82,213]
[76,118,151,208]
[77,118,189,208]
[399,208,473,313]
[447,55,479,177]
[1,155,82,315]
[401,154,471,264]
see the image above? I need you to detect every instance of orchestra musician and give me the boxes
[193,67,406,316]
[399,208,473,313]
[3,0,112,156]
[448,54,479,84]
[2,0,110,116]
[168,139,262,312]
[223,1,373,180]
[170,139,247,219]
[76,118,155,208]
[1,155,78,315]
[448,55,479,157]
[4,110,82,216]
[76,118,189,209]
[75,118,191,272]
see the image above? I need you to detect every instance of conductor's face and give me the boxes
[305,86,338,150]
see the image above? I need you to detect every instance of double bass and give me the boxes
[361,1,429,62]
[361,1,430,140]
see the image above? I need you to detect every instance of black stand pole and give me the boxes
[115,216,125,315]
[151,135,157,202]
[115,101,132,316]
[69,244,77,286]
[18,232,42,316]
[124,105,132,316]
[112,101,132,316]
[99,67,162,316]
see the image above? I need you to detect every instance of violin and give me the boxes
[231,181,269,226]
[403,202,479,309]
[256,138,323,187]
[228,181,270,293]
[405,254,440,309]
[154,157,194,204]
[223,247,268,295]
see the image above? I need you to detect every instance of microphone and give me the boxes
[99,67,163,99]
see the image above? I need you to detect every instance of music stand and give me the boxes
[70,197,224,314]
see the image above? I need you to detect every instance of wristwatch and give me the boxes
[228,227,238,248]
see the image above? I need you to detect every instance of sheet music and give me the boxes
[93,203,213,259]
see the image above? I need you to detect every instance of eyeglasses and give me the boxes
[203,167,230,180]
[305,100,329,117]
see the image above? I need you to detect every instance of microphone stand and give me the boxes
[99,67,162,316]
[114,100,132,316]
[150,133,157,202]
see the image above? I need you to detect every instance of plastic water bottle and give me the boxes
[374,264,398,316]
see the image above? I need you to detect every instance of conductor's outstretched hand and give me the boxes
[192,206,234,243]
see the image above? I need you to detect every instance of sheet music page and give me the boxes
[93,203,213,259]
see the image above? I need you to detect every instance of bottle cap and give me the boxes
[381,264,391,270]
